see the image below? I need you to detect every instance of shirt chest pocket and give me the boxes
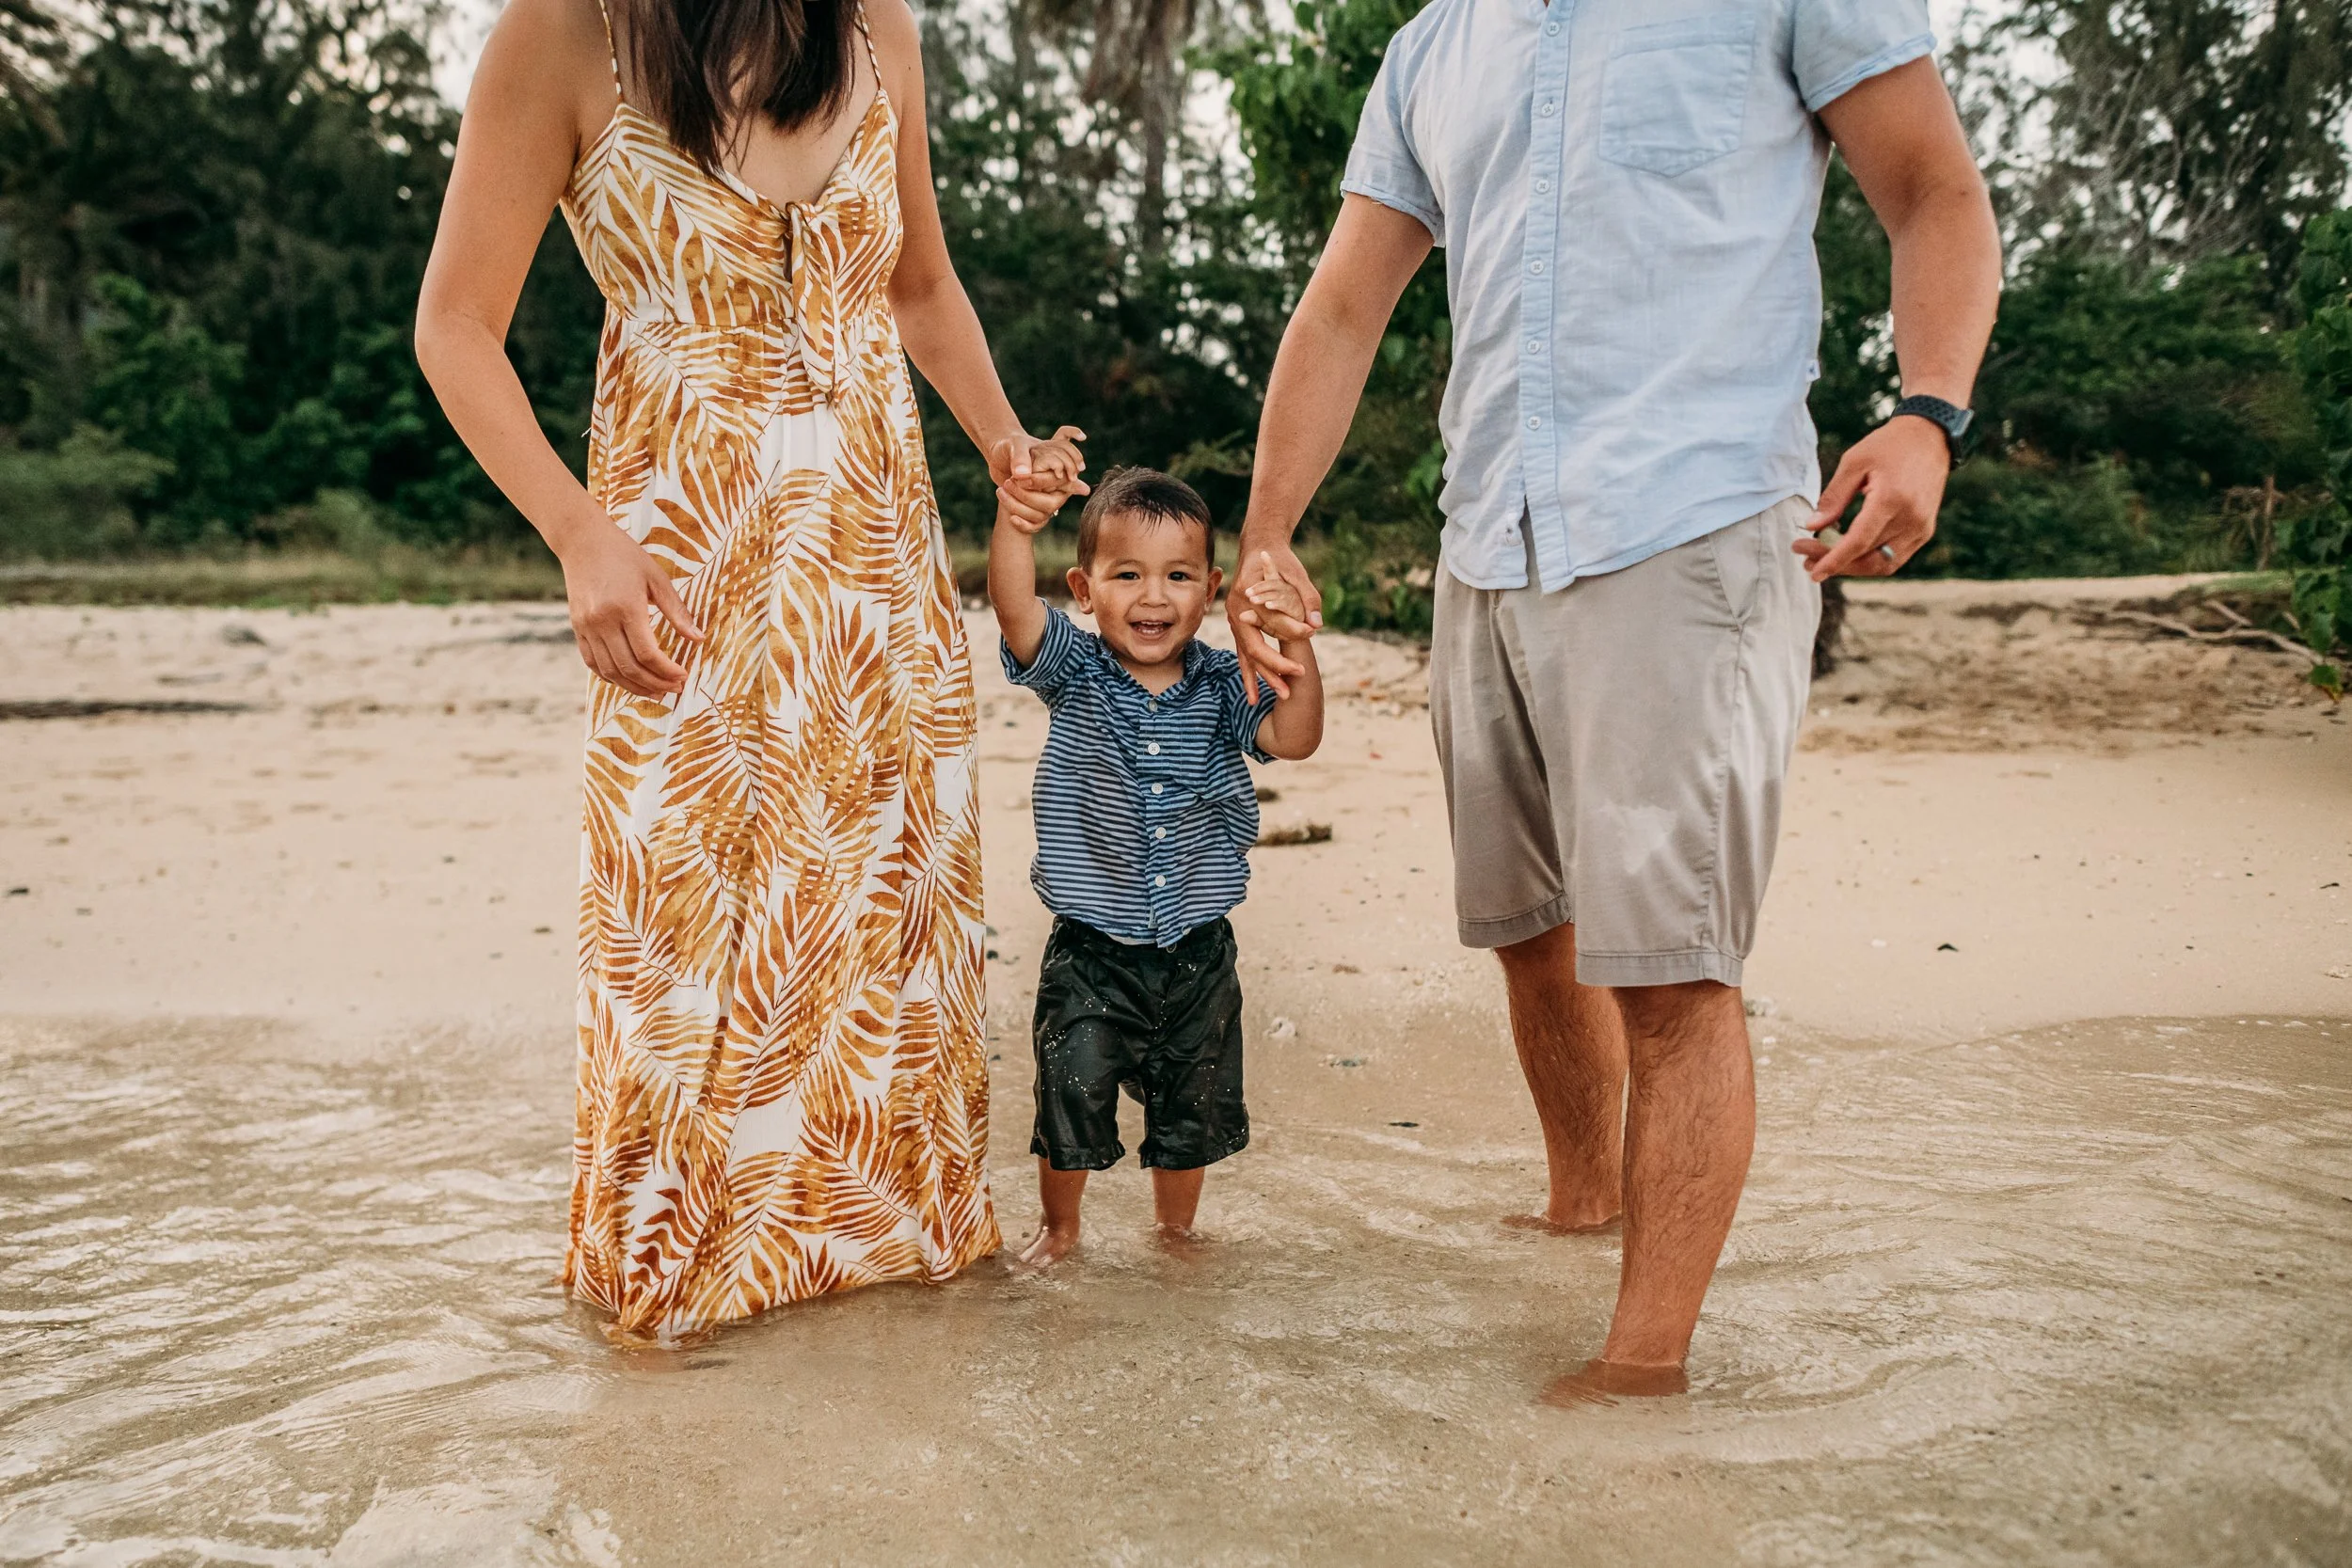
[1598,12,1757,179]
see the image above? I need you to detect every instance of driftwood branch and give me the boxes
[2095,609,2310,658]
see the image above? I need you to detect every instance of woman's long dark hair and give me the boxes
[622,0,859,174]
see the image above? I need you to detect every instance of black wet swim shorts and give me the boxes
[1029,915,1248,1172]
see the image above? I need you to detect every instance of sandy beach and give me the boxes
[3,583,2347,1564]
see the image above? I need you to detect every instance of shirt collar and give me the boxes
[1091,626,1214,701]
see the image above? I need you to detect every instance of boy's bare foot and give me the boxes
[1502,1208,1622,1236]
[1537,1358,1688,1408]
[1151,1222,1207,1259]
[1015,1225,1080,1268]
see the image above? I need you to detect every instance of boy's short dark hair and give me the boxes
[1075,467,1214,569]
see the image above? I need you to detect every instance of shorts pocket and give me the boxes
[1707,505,1788,626]
[1599,12,1756,179]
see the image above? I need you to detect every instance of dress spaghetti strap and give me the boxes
[591,0,623,95]
[852,2,882,87]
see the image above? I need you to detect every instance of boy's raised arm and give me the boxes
[1255,633,1323,760]
[1241,560,1324,760]
[991,428,1087,669]
[990,500,1052,669]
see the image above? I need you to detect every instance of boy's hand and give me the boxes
[1236,551,1318,642]
[995,481,1068,533]
[995,425,1090,532]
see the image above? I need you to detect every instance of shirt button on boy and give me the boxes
[1001,605,1278,947]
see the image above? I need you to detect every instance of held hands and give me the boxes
[1230,546,1323,701]
[1795,414,1950,580]
[991,425,1090,531]
[559,512,705,699]
[1238,552,1316,641]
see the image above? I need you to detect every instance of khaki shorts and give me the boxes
[1429,499,1820,988]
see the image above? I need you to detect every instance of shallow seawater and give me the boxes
[2,1012,2347,1565]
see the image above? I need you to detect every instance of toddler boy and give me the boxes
[990,465,1323,1264]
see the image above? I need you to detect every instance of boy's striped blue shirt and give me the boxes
[1003,607,1275,948]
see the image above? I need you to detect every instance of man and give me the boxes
[1231,1,2000,1393]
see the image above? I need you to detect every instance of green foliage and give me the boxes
[1920,456,2153,578]
[2289,207,2352,688]
[0,0,590,548]
[0,0,2344,618]
[0,424,170,558]
[1997,0,2352,294]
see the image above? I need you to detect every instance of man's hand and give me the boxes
[1795,415,1950,580]
[1228,538,1323,701]
[1236,550,1318,641]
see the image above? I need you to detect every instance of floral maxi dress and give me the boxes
[553,41,999,1338]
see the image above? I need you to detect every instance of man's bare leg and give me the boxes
[1601,979,1755,1370]
[1017,1161,1088,1266]
[1493,921,1629,1232]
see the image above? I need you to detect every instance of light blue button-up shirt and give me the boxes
[1342,0,1933,591]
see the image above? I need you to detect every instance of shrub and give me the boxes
[0,426,171,559]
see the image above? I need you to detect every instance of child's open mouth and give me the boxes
[1128,619,1173,639]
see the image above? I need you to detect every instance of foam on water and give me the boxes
[2,1013,2346,1564]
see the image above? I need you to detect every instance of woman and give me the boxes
[416,0,1077,1338]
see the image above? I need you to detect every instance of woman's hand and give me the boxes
[990,425,1089,530]
[559,515,706,698]
[988,425,1088,494]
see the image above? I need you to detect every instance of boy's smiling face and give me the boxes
[1067,508,1223,680]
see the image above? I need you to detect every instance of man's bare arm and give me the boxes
[1804,56,2002,580]
[1231,196,1435,696]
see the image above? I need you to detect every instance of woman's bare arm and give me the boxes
[414,0,701,699]
[869,0,1079,498]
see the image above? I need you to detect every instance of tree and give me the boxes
[1996,0,2352,295]
[0,0,597,546]
[2290,207,2352,693]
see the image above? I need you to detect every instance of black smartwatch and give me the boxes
[1889,394,1977,467]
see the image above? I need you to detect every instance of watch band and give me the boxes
[1890,394,1977,466]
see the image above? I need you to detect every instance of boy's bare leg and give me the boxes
[1151,1165,1205,1233]
[1493,922,1628,1232]
[1018,1161,1088,1266]
[1600,979,1755,1370]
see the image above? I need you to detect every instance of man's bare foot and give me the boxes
[1015,1225,1079,1268]
[1502,1209,1622,1236]
[1537,1358,1689,1408]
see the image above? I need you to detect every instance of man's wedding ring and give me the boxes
[1876,544,1898,562]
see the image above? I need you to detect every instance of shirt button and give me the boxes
[1153,875,1167,889]
[1146,742,1160,755]
[1534,179,1552,194]
[1529,259,1546,275]
[1540,101,1557,117]
[1526,340,1542,355]
[1147,698,1157,711]
[1152,784,1165,796]
[1526,415,1541,430]
[1546,21,1559,34]
[1153,827,1167,840]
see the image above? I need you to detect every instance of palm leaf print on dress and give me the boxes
[555,64,998,1340]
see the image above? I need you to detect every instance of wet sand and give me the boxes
[2,589,2348,1563]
